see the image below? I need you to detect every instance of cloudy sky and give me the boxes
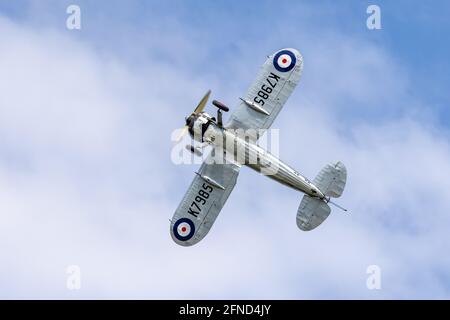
[1,0,449,299]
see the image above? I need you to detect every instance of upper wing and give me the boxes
[170,148,240,246]
[226,48,303,140]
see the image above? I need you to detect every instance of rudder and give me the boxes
[296,195,331,231]
[296,161,347,231]
[313,161,347,198]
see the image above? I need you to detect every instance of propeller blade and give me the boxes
[175,125,189,143]
[174,90,211,143]
[193,90,211,114]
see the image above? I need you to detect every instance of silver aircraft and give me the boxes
[171,48,347,246]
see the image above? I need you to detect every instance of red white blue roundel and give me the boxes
[273,50,296,72]
[173,218,195,241]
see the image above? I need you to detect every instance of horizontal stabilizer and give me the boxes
[313,161,347,198]
[296,195,331,231]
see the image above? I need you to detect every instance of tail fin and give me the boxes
[297,196,331,231]
[296,161,347,231]
[314,161,347,198]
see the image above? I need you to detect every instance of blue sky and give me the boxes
[3,0,449,123]
[0,0,450,299]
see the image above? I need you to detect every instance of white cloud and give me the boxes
[0,7,449,299]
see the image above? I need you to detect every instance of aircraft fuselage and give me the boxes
[193,115,325,199]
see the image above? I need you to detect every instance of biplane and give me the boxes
[171,48,347,246]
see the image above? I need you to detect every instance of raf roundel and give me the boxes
[273,49,297,72]
[173,218,195,241]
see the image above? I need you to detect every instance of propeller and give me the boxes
[194,89,211,114]
[175,90,211,142]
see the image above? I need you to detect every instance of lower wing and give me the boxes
[170,148,240,246]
